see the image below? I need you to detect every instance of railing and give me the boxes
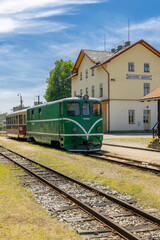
[152,121,160,138]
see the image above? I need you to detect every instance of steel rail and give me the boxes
[103,143,160,152]
[1,145,160,226]
[86,152,160,175]
[99,151,160,169]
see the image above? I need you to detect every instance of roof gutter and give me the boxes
[102,65,110,132]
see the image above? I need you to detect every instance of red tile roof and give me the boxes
[140,86,160,101]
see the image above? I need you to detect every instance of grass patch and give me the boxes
[0,162,81,240]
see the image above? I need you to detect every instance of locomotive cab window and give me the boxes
[82,103,90,116]
[92,103,101,116]
[67,103,80,116]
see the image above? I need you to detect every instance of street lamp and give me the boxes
[17,93,23,110]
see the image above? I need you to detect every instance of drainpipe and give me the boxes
[102,65,110,132]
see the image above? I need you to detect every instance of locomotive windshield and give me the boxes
[92,103,101,116]
[82,103,90,116]
[67,103,80,116]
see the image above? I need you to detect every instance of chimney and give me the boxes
[125,41,131,47]
[111,48,116,53]
[117,45,123,51]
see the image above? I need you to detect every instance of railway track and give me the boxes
[86,151,160,175]
[103,143,160,152]
[0,146,160,239]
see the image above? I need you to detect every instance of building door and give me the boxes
[143,110,151,131]
[102,101,107,132]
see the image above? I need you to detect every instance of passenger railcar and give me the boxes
[6,109,27,138]
[6,96,103,151]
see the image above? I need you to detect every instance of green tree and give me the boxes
[44,59,74,101]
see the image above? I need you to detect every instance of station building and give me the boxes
[70,39,160,132]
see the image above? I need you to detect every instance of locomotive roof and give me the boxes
[28,97,101,110]
[7,97,101,115]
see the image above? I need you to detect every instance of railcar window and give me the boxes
[67,103,80,116]
[19,115,23,124]
[82,103,90,116]
[92,103,101,116]
[24,115,26,124]
[16,116,18,124]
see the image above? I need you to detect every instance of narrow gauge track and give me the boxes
[86,151,160,175]
[103,143,160,152]
[0,146,160,239]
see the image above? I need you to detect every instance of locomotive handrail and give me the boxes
[152,121,160,138]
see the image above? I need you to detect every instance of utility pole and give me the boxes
[17,93,23,109]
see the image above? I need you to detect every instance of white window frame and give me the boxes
[128,110,135,124]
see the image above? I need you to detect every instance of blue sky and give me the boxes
[0,0,160,113]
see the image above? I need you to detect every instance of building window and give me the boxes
[144,83,150,96]
[128,62,134,72]
[86,69,88,78]
[74,91,76,97]
[80,89,83,96]
[86,87,88,95]
[99,83,103,97]
[144,63,150,72]
[128,110,135,124]
[92,86,95,97]
[80,72,82,80]
[91,68,95,76]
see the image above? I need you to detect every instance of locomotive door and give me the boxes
[143,110,151,131]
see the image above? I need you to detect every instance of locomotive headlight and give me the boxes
[96,126,101,132]
[72,127,77,132]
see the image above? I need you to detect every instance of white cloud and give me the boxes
[0,0,105,34]
[0,0,104,14]
[0,18,18,33]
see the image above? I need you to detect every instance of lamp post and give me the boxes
[17,93,23,110]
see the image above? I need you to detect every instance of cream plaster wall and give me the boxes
[110,100,157,131]
[71,55,108,99]
[105,44,160,100]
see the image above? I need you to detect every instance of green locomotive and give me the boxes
[27,95,103,151]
